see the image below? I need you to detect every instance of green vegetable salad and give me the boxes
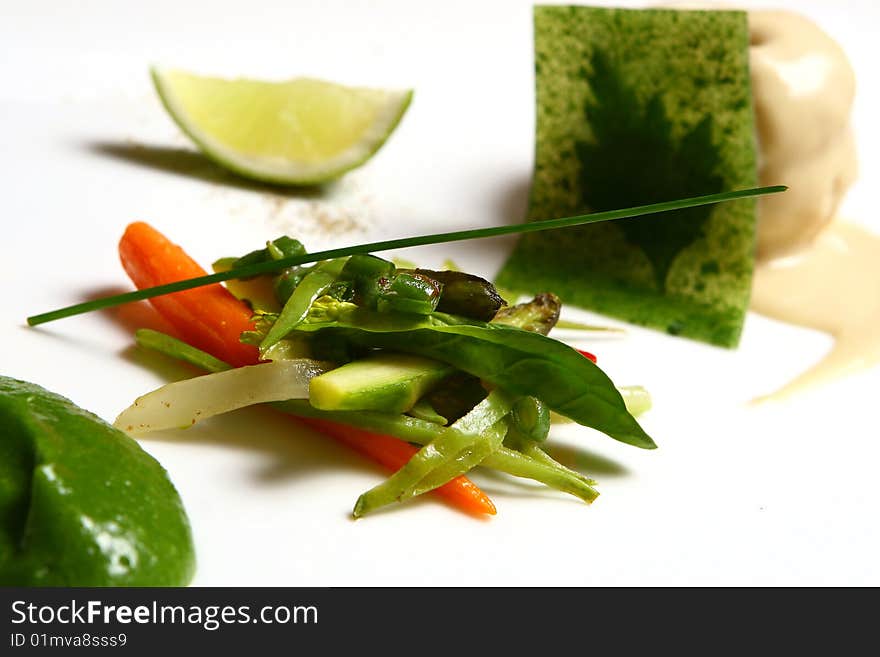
[116,236,654,516]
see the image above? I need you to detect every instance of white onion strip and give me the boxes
[114,359,334,435]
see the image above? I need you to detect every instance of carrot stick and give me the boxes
[297,418,495,516]
[118,221,496,516]
[119,222,259,368]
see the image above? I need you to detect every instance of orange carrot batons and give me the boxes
[119,222,259,368]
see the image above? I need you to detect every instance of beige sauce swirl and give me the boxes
[744,10,879,401]
[751,222,880,402]
[749,9,858,261]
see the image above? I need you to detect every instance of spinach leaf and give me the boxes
[293,306,655,449]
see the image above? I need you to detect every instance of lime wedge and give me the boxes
[151,68,412,185]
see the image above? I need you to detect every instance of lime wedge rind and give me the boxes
[151,67,413,186]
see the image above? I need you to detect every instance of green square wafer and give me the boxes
[496,6,758,347]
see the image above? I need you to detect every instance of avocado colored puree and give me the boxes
[0,376,195,586]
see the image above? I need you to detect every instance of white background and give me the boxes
[2,0,878,585]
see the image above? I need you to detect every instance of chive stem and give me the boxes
[26,185,785,326]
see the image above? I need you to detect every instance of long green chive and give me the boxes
[27,185,785,326]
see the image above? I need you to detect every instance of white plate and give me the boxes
[2,0,878,586]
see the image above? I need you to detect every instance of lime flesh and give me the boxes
[151,68,412,185]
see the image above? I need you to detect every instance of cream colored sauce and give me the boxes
[745,10,877,401]
[751,222,880,402]
[749,10,858,261]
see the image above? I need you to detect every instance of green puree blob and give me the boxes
[0,376,195,586]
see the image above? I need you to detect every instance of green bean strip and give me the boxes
[505,425,598,487]
[481,448,600,504]
[352,390,514,516]
[618,385,652,416]
[448,391,514,433]
[135,329,233,373]
[274,399,452,439]
[260,270,336,351]
[277,400,601,503]
[413,420,508,496]
[552,320,626,333]
[510,397,551,442]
